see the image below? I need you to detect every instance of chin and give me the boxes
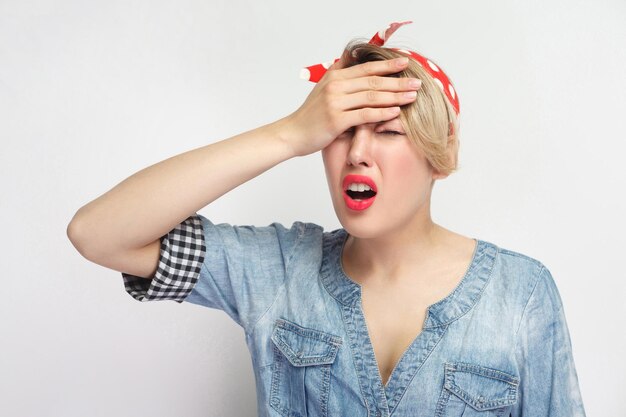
[335,211,390,240]
[335,199,424,241]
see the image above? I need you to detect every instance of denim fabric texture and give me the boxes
[123,214,587,416]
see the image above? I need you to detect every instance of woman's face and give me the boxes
[322,117,446,239]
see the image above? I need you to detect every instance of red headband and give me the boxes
[300,21,460,117]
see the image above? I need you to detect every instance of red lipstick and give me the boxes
[342,174,378,211]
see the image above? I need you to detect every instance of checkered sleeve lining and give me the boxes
[121,214,206,303]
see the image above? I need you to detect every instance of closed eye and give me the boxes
[337,130,357,140]
[338,129,404,137]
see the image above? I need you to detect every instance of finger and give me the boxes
[335,57,409,80]
[335,75,422,95]
[328,57,343,71]
[335,90,417,111]
[344,106,402,127]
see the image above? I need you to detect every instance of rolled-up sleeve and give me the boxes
[121,214,205,303]
[512,265,587,416]
[121,212,314,333]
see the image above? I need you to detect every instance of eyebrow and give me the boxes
[347,119,403,130]
[377,120,403,129]
[379,117,400,124]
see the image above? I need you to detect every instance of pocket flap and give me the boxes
[271,318,342,367]
[443,362,519,411]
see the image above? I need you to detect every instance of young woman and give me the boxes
[68,22,586,417]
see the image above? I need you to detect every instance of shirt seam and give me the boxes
[246,222,308,337]
[388,324,449,414]
[513,263,545,343]
[497,248,544,266]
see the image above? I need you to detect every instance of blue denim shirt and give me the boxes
[122,214,587,416]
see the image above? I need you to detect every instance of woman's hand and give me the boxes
[277,56,421,157]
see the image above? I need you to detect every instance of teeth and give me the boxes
[347,183,372,192]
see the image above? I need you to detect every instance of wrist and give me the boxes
[266,115,301,159]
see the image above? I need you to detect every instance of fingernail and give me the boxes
[409,79,422,88]
[396,57,409,67]
[403,91,417,98]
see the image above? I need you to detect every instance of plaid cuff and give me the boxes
[122,214,205,303]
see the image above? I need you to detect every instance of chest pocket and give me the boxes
[435,362,519,417]
[269,318,342,417]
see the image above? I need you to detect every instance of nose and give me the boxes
[346,125,374,168]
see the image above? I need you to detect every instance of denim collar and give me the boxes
[319,228,498,329]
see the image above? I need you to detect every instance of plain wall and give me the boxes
[1,0,624,415]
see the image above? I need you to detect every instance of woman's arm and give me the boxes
[67,57,419,274]
[67,119,294,264]
[512,266,587,416]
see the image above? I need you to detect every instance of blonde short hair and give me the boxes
[340,41,460,176]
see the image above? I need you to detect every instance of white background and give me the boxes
[1,0,624,416]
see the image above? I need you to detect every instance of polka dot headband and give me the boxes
[300,21,460,118]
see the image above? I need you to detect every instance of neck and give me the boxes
[342,211,449,284]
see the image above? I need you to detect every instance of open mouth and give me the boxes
[345,189,377,201]
[342,188,377,211]
[342,174,378,211]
